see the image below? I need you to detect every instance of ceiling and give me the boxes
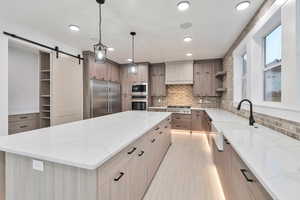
[0,0,264,64]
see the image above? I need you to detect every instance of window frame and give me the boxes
[241,52,248,99]
[263,24,282,102]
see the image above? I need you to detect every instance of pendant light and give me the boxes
[129,32,137,73]
[94,0,107,63]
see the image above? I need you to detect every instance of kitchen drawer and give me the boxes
[98,138,143,185]
[9,113,39,123]
[231,149,272,200]
[9,119,39,134]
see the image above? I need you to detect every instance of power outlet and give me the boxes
[32,160,44,172]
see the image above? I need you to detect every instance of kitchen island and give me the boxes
[0,111,172,200]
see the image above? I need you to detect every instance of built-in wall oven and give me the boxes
[132,83,148,96]
[132,99,147,110]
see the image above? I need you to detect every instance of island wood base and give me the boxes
[5,116,171,200]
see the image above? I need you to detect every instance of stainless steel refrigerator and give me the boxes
[90,79,121,118]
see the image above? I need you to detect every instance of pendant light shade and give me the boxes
[94,43,107,62]
[129,32,137,74]
[94,0,107,63]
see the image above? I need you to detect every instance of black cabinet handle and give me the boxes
[159,131,163,135]
[138,151,145,157]
[114,172,125,182]
[176,117,180,119]
[164,126,168,129]
[20,117,28,119]
[127,147,137,155]
[240,169,254,182]
[151,139,156,143]
[154,127,160,131]
[20,125,28,128]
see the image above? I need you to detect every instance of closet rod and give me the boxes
[3,31,83,64]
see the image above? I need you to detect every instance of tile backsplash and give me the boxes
[151,85,220,108]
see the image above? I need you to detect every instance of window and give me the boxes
[241,53,247,99]
[264,25,282,102]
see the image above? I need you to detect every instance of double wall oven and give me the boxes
[131,83,148,110]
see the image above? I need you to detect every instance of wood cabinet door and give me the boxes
[95,63,108,81]
[88,59,97,79]
[157,75,166,96]
[193,60,221,97]
[199,63,211,96]
[98,164,130,200]
[219,140,233,200]
[110,63,120,83]
[122,94,131,111]
[138,64,148,83]
[145,134,160,184]
[230,151,256,200]
[129,140,148,200]
[150,63,166,97]
[150,75,158,96]
[191,110,203,131]
[193,63,201,96]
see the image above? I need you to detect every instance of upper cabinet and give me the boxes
[150,63,166,97]
[108,62,121,83]
[83,51,120,83]
[137,63,149,83]
[193,59,222,97]
[165,61,193,85]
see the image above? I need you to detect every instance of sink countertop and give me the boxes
[0,111,171,170]
[205,108,300,200]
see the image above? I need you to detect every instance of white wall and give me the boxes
[8,43,39,115]
[0,25,8,136]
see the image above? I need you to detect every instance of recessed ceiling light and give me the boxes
[186,53,193,57]
[236,1,251,11]
[184,37,192,42]
[68,25,80,32]
[127,58,133,62]
[107,47,115,52]
[177,1,190,11]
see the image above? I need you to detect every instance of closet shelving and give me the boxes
[39,51,51,128]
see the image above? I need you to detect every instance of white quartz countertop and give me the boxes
[0,111,171,170]
[205,109,300,200]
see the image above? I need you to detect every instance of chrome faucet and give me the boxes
[237,99,255,126]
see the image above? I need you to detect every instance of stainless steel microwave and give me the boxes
[132,83,148,96]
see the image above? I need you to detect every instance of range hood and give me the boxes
[165,61,194,85]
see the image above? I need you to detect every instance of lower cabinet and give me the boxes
[8,113,40,134]
[98,117,171,200]
[171,113,191,130]
[191,110,204,131]
[212,138,273,200]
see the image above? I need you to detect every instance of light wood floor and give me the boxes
[143,130,225,200]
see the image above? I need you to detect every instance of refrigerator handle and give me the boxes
[107,85,110,113]
[90,81,94,118]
